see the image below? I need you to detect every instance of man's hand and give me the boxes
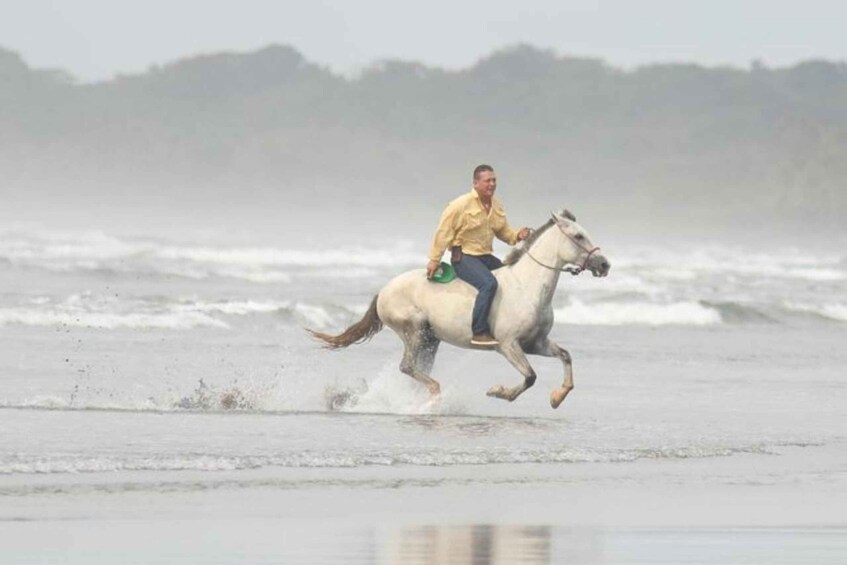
[426,259,440,279]
[517,227,532,241]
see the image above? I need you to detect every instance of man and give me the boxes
[426,164,531,346]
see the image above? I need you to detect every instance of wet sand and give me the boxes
[3,444,845,564]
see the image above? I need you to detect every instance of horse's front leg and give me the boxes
[486,341,536,402]
[527,338,573,409]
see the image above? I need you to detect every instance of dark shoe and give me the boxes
[471,333,499,346]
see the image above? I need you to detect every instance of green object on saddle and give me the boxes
[430,262,456,283]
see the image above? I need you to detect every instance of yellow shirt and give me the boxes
[428,189,519,262]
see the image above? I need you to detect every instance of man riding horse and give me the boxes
[426,164,531,347]
[309,167,610,408]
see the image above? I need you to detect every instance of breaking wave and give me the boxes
[6,294,843,330]
[3,227,845,329]
[553,298,847,327]
[0,227,419,283]
[554,299,722,326]
[611,245,845,280]
[0,309,228,330]
[783,302,847,322]
[0,294,368,331]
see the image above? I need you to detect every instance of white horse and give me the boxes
[309,209,611,409]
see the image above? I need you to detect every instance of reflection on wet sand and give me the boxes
[376,524,601,564]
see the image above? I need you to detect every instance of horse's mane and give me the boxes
[502,219,555,266]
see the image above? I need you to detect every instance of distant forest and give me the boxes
[2,43,846,235]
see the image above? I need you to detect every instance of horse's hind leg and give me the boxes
[527,338,573,409]
[486,341,537,402]
[398,323,442,398]
[417,333,440,376]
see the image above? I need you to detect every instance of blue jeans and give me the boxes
[453,253,503,335]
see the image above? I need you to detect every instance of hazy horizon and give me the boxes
[4,41,847,247]
[4,3,847,247]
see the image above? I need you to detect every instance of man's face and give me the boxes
[473,170,497,199]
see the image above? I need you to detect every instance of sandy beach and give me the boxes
[3,442,846,563]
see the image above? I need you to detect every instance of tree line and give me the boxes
[2,43,845,234]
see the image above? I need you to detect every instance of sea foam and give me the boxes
[784,302,847,322]
[0,227,420,283]
[0,442,793,476]
[0,308,229,330]
[555,299,722,326]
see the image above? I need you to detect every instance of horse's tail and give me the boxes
[307,294,383,350]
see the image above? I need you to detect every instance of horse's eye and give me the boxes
[575,234,586,241]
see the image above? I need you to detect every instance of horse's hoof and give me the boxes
[420,394,442,413]
[486,385,506,398]
[550,387,568,409]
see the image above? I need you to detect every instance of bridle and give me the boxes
[523,225,601,275]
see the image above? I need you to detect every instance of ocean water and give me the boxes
[1,225,846,562]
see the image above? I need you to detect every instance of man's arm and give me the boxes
[426,259,441,279]
[426,201,461,277]
[501,226,531,244]
[493,209,530,246]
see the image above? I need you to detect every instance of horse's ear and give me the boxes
[551,209,577,223]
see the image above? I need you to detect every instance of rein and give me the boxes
[522,227,600,275]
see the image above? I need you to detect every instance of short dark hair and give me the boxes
[473,164,494,181]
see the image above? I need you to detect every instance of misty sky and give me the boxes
[4,0,846,81]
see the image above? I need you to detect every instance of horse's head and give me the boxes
[551,209,611,277]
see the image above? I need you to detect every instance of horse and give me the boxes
[308,209,611,409]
